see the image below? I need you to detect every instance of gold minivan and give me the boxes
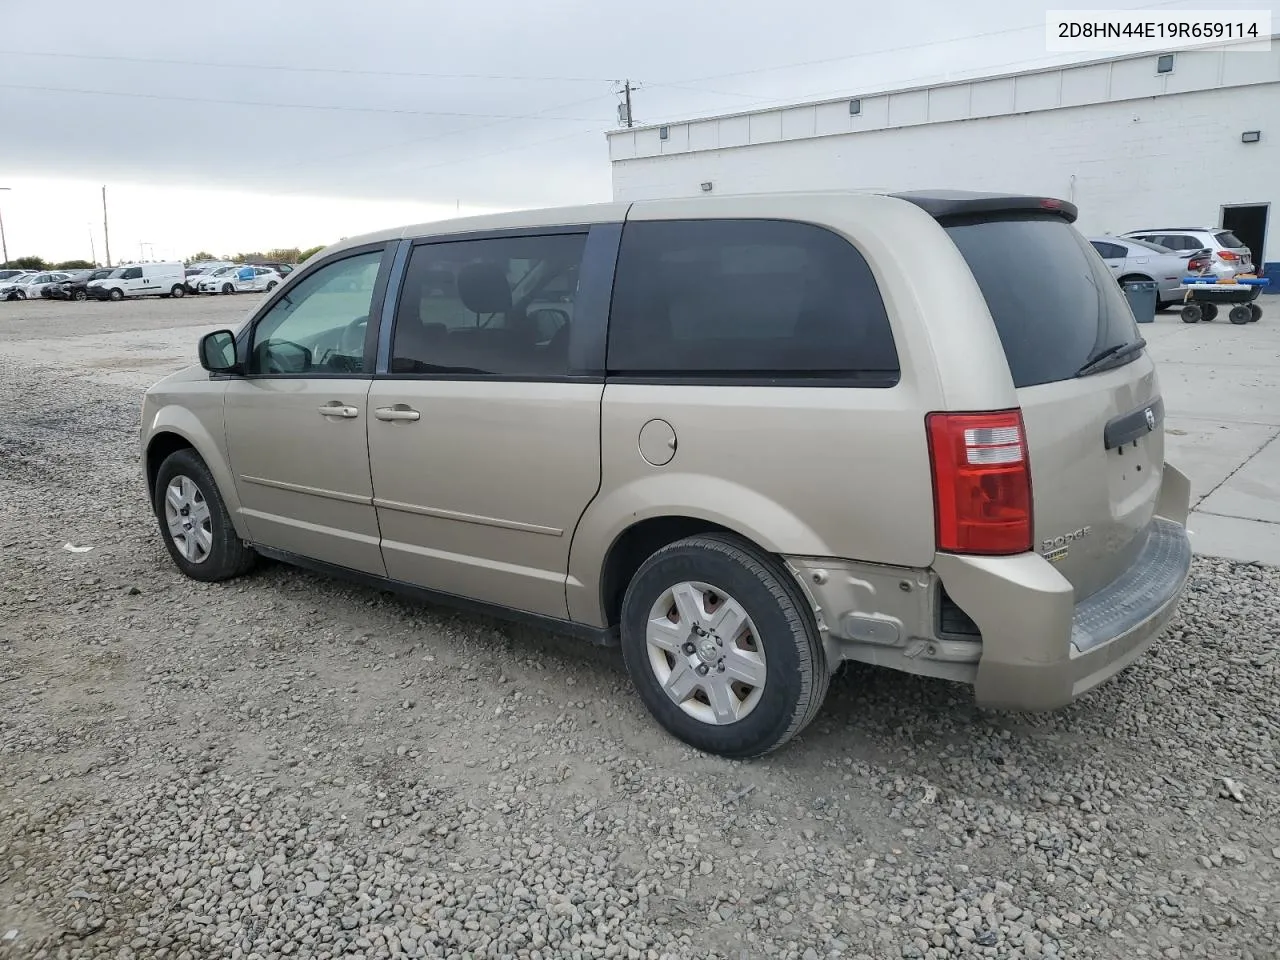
[140,190,1193,758]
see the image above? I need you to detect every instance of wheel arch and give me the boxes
[567,476,832,627]
[143,412,247,538]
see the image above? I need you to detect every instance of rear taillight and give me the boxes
[926,410,1033,555]
[1218,250,1239,261]
[1188,256,1210,272]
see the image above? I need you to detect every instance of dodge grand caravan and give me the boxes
[139,190,1193,759]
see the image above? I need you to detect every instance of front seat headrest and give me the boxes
[456,261,512,315]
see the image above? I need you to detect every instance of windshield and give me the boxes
[945,215,1140,386]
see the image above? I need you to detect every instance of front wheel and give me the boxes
[222,283,234,295]
[266,281,278,292]
[1229,304,1252,325]
[73,289,87,301]
[154,448,255,582]
[1181,303,1202,323]
[619,533,829,759]
[108,287,124,301]
[14,290,25,300]
[1249,303,1262,323]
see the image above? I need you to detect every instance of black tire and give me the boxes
[222,283,234,294]
[153,448,256,582]
[1229,305,1251,325]
[619,533,829,759]
[170,284,186,298]
[266,281,278,292]
[108,287,124,301]
[73,289,87,301]
[14,289,25,300]
[1181,304,1202,323]
[1249,303,1262,323]
[1202,302,1219,322]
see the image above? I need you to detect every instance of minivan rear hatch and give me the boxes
[899,191,1164,600]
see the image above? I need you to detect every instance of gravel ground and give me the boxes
[1,299,1279,960]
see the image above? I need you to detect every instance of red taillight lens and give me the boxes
[1189,257,1209,271]
[1218,250,1239,261]
[926,410,1033,555]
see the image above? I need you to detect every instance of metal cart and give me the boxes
[1177,276,1271,324]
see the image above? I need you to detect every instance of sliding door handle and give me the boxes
[374,405,421,422]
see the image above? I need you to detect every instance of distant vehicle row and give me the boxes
[0,260,292,301]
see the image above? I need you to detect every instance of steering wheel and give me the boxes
[338,315,368,357]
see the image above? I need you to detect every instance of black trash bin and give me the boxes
[1123,280,1158,324]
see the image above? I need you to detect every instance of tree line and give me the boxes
[3,245,327,272]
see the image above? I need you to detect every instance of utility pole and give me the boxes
[616,79,639,128]
[0,186,10,266]
[88,224,96,266]
[102,185,112,267]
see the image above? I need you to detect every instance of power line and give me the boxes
[0,48,617,84]
[658,0,1186,87]
[0,82,609,121]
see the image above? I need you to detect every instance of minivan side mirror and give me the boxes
[199,329,240,374]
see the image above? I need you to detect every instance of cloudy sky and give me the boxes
[1,0,1274,262]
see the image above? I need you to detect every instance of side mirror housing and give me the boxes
[199,329,240,374]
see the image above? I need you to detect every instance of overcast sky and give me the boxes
[1,0,1274,262]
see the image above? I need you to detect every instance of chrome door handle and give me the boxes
[374,405,421,422]
[318,404,359,418]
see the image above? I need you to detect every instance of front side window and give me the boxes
[121,267,142,280]
[390,233,587,377]
[249,250,384,376]
[607,218,899,382]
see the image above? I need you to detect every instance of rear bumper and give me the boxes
[934,462,1193,711]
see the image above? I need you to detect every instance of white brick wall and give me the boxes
[611,85,1280,262]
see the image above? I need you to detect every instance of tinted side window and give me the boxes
[122,267,142,280]
[945,216,1139,388]
[607,219,899,381]
[1091,241,1125,259]
[391,233,587,377]
[249,250,384,375]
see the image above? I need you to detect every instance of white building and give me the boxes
[608,42,1280,280]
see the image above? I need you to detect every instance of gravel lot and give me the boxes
[1,298,1278,960]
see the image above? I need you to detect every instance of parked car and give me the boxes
[248,261,296,278]
[184,262,235,293]
[39,270,92,298]
[44,268,115,301]
[88,262,188,301]
[1121,227,1255,278]
[0,269,35,285]
[140,190,1192,759]
[197,265,282,294]
[0,271,74,300]
[1088,236,1211,308]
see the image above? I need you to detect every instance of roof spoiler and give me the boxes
[891,190,1078,224]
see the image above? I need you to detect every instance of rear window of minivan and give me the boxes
[944,215,1140,388]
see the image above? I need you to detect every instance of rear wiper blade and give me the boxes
[1075,337,1147,377]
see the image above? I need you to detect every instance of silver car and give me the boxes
[1121,228,1255,279]
[1089,236,1208,308]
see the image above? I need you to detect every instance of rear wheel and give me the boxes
[1249,303,1262,323]
[154,449,255,582]
[1229,304,1252,325]
[1202,302,1219,321]
[170,284,186,298]
[1181,303,1202,323]
[619,533,828,759]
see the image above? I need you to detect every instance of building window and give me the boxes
[659,125,670,140]
[1156,54,1174,74]
[849,98,861,116]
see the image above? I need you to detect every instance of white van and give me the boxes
[88,262,188,301]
